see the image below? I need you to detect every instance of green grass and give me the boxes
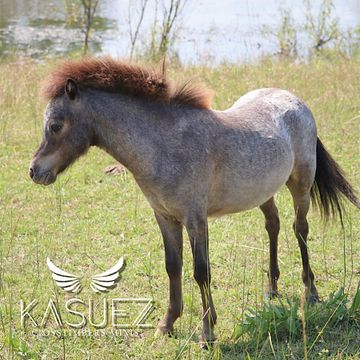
[232,287,360,358]
[0,57,359,359]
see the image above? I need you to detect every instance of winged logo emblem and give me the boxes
[46,257,125,294]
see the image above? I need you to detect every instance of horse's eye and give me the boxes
[50,123,62,133]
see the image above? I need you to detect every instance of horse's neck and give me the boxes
[88,92,183,177]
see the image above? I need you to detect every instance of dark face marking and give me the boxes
[29,95,93,185]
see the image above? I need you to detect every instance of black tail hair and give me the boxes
[310,138,360,224]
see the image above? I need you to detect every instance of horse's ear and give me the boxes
[65,79,77,100]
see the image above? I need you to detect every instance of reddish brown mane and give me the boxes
[41,57,212,109]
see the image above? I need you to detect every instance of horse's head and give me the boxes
[29,79,94,185]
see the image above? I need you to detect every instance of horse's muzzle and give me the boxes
[29,164,56,185]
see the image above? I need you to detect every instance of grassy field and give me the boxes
[0,57,359,359]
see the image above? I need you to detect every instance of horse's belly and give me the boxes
[208,181,284,216]
[207,150,293,216]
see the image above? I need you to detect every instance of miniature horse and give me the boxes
[29,57,359,345]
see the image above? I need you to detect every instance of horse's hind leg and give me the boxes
[287,173,320,303]
[260,197,280,299]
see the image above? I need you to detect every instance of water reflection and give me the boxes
[0,0,359,62]
[0,0,115,58]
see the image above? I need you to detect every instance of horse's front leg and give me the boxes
[185,214,217,346]
[154,212,183,336]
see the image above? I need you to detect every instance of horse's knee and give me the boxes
[293,219,309,239]
[265,215,280,236]
[193,257,210,285]
[260,198,280,237]
[270,266,280,280]
[302,269,315,283]
[165,254,182,278]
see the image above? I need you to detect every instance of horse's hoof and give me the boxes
[199,333,216,350]
[199,342,210,350]
[154,325,173,338]
[199,338,215,350]
[265,289,279,300]
[154,328,166,338]
[307,293,320,304]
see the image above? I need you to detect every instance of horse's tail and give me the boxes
[310,137,360,223]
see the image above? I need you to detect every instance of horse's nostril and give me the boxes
[29,167,35,179]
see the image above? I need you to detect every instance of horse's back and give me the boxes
[207,88,317,215]
[225,88,317,157]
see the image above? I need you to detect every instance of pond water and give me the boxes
[0,0,359,62]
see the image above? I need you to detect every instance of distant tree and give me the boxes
[304,0,339,53]
[128,0,150,60]
[131,0,188,61]
[157,0,185,57]
[81,0,100,54]
[64,0,100,54]
[262,7,298,59]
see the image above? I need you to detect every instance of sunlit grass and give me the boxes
[0,57,359,359]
